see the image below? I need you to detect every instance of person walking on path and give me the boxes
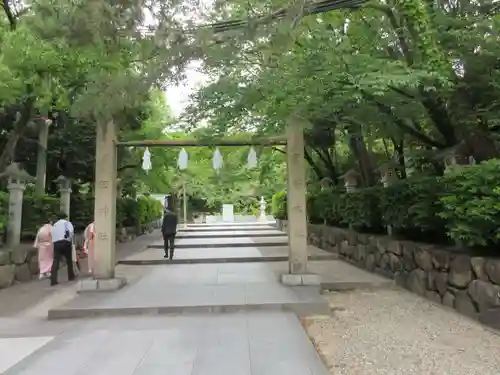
[50,212,76,286]
[82,221,96,275]
[161,208,178,259]
[33,219,53,280]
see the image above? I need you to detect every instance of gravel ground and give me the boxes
[303,289,500,375]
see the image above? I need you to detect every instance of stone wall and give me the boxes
[276,219,500,330]
[0,220,161,290]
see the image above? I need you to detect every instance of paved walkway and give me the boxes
[3,221,498,374]
[0,222,332,374]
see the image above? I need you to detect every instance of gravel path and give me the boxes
[303,289,500,375]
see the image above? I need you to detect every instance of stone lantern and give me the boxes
[438,142,469,171]
[0,163,32,247]
[258,196,267,222]
[338,169,359,193]
[54,175,72,218]
[320,177,333,191]
[375,162,399,187]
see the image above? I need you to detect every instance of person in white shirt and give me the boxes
[50,212,75,286]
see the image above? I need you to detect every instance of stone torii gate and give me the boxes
[86,117,312,291]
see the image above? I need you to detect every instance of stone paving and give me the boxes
[0,222,333,374]
[47,262,329,319]
[3,313,329,375]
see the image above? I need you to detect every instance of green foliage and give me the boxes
[306,188,343,226]
[439,160,500,247]
[17,193,163,240]
[0,192,9,232]
[271,191,287,219]
[137,196,163,231]
[379,178,447,241]
[21,194,60,238]
[337,187,384,233]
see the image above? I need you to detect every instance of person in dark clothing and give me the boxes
[50,211,75,286]
[161,209,178,259]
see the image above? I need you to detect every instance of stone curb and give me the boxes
[47,301,330,320]
[117,254,338,266]
[175,232,287,239]
[321,280,396,291]
[177,227,278,233]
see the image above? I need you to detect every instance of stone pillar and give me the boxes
[281,117,316,286]
[93,121,118,281]
[0,163,31,247]
[7,181,26,247]
[35,119,50,195]
[55,176,72,218]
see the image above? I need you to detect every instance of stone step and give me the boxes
[177,225,277,233]
[118,253,338,266]
[175,231,287,239]
[47,300,329,320]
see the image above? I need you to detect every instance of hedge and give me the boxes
[0,192,163,240]
[272,159,500,250]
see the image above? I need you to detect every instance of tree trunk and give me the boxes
[347,124,375,187]
[0,97,35,172]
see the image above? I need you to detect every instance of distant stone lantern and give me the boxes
[439,142,469,171]
[320,177,333,191]
[0,163,33,246]
[339,169,359,193]
[55,175,72,218]
[376,162,399,187]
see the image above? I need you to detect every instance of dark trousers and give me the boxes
[163,233,176,258]
[50,240,75,285]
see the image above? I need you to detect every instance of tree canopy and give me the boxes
[183,0,500,185]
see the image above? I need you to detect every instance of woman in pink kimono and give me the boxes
[33,222,53,280]
[83,222,96,275]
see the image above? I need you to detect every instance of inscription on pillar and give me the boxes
[97,232,109,241]
[98,205,109,217]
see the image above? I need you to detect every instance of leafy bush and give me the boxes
[0,192,8,232]
[379,177,447,242]
[21,194,60,238]
[439,160,500,247]
[271,190,287,219]
[338,186,384,233]
[70,194,94,231]
[3,191,165,241]
[137,196,163,230]
[306,188,343,226]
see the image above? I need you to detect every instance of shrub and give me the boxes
[306,188,344,226]
[439,160,500,248]
[21,194,60,238]
[137,196,163,230]
[338,186,384,233]
[70,194,94,231]
[379,177,447,242]
[271,191,287,219]
[0,192,8,232]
